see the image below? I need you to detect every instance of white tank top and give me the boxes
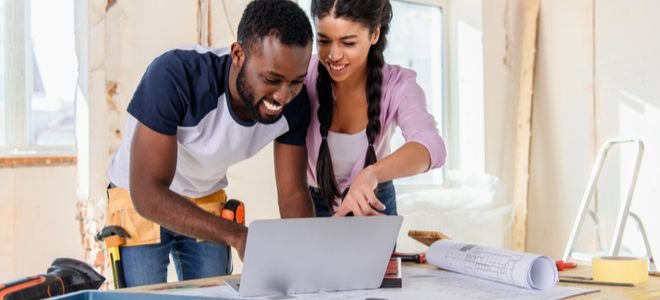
[326,129,366,187]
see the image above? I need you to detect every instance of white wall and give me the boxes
[484,0,660,259]
[482,0,603,257]
[0,170,15,282]
[526,0,595,258]
[482,0,526,249]
[0,166,82,282]
[593,0,660,258]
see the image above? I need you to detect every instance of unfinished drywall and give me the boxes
[483,0,594,255]
[526,0,595,258]
[592,0,660,258]
[0,166,82,281]
[484,0,660,259]
[0,170,15,282]
[482,0,526,249]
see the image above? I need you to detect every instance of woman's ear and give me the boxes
[370,26,381,45]
[230,42,245,67]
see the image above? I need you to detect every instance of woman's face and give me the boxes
[314,15,379,83]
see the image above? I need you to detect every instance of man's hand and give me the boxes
[333,167,386,217]
[229,225,249,261]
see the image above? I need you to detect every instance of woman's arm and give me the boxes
[334,73,446,217]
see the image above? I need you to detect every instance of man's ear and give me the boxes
[370,26,381,45]
[230,42,245,67]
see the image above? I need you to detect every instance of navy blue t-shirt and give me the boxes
[108,46,310,197]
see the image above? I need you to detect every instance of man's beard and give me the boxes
[236,64,279,124]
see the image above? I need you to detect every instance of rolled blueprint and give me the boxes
[427,240,558,290]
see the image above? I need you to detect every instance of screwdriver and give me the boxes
[392,252,426,264]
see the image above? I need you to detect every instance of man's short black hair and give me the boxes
[237,0,313,53]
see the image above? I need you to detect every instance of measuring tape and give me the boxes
[221,199,245,225]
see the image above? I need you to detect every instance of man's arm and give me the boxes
[273,141,314,218]
[129,122,248,258]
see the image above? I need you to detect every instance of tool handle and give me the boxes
[0,275,65,300]
[392,252,426,264]
[221,199,245,225]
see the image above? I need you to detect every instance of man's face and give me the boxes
[234,36,312,124]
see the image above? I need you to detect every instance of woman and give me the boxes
[306,0,446,217]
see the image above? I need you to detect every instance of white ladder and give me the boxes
[561,138,656,272]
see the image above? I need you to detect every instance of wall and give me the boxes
[526,0,595,258]
[593,0,660,257]
[0,170,15,282]
[482,0,526,249]
[0,166,82,282]
[484,0,660,259]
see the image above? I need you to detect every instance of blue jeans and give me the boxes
[310,181,398,217]
[120,226,232,287]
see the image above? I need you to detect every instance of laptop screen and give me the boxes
[233,216,402,297]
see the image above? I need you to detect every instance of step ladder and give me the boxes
[561,138,656,273]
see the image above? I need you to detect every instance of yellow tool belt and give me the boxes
[106,187,227,246]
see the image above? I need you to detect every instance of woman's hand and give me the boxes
[333,167,386,216]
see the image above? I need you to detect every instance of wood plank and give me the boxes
[511,0,540,252]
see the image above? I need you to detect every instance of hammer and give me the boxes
[96,226,130,289]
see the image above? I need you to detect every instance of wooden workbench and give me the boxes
[559,265,660,299]
[123,263,660,299]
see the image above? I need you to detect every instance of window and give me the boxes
[298,0,448,185]
[1,0,77,155]
[385,1,445,185]
[0,0,6,146]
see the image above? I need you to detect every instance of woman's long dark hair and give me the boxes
[311,0,393,211]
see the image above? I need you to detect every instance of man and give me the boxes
[105,0,313,287]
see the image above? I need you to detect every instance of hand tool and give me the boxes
[95,226,130,289]
[555,260,577,271]
[0,258,104,300]
[392,252,426,264]
[558,277,634,287]
[408,230,450,246]
[221,199,245,225]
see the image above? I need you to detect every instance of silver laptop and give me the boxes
[225,216,402,297]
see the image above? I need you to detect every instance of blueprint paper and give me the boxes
[427,240,558,289]
[163,267,596,300]
[288,268,595,300]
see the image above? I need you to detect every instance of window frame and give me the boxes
[388,0,451,186]
[1,0,77,157]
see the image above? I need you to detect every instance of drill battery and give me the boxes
[0,258,104,300]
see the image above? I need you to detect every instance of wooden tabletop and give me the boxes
[558,265,660,299]
[122,263,660,299]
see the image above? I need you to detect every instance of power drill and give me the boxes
[0,258,104,300]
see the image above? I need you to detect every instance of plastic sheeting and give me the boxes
[395,172,514,252]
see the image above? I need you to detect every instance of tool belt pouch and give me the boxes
[192,190,227,216]
[106,187,161,247]
[192,190,228,242]
[106,187,228,246]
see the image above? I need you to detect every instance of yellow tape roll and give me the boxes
[592,256,648,284]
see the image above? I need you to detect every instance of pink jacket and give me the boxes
[305,55,446,192]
